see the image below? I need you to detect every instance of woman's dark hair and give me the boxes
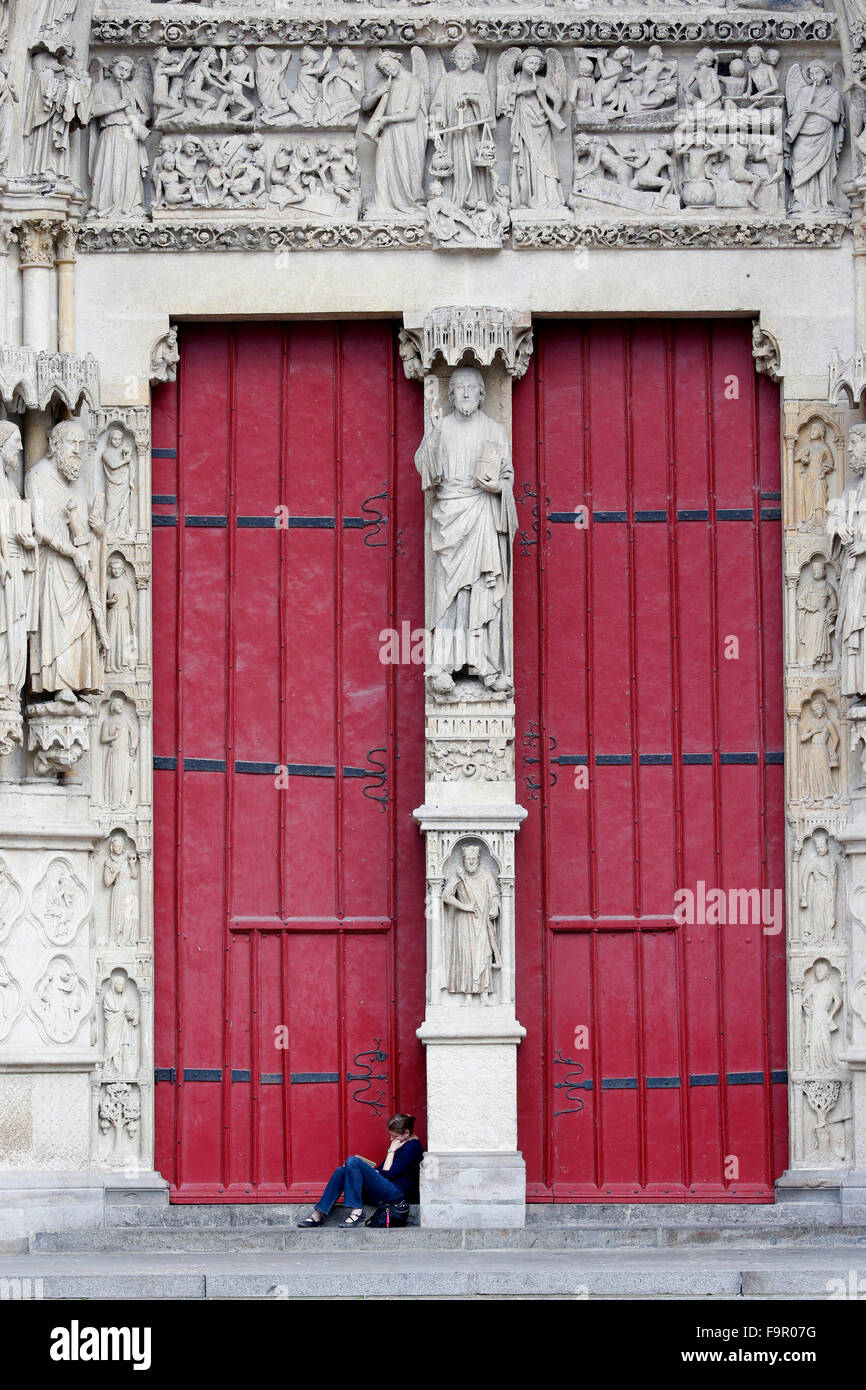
[387,1113,416,1135]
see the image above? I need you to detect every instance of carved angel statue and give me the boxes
[496,48,567,212]
[361,49,428,218]
[88,55,151,218]
[428,40,495,212]
[785,60,844,215]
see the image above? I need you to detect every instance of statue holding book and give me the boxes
[414,365,516,695]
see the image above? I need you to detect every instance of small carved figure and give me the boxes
[797,557,836,666]
[796,420,835,529]
[442,843,502,995]
[288,45,332,125]
[152,46,195,128]
[785,60,844,215]
[102,970,139,1079]
[744,45,780,102]
[43,859,76,940]
[33,955,86,1041]
[320,48,362,127]
[152,146,193,207]
[0,858,21,934]
[182,47,223,119]
[99,426,135,542]
[215,46,256,124]
[802,959,842,1073]
[0,422,37,714]
[101,694,138,810]
[684,48,722,110]
[225,134,267,206]
[255,47,291,124]
[26,419,108,698]
[800,831,837,944]
[103,834,139,946]
[798,694,839,802]
[105,555,137,673]
[151,327,180,384]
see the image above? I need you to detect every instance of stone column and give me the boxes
[54,223,77,356]
[401,306,532,1228]
[16,220,57,469]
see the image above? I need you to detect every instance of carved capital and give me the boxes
[402,307,534,380]
[53,222,78,266]
[15,220,59,270]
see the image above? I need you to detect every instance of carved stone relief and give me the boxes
[31,855,88,947]
[29,952,89,1044]
[0,420,36,753]
[98,693,139,812]
[799,829,840,946]
[95,423,137,544]
[97,1080,140,1167]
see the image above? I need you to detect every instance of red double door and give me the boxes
[153,319,786,1202]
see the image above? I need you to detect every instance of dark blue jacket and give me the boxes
[377,1138,423,1203]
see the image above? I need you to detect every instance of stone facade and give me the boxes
[0,0,865,1230]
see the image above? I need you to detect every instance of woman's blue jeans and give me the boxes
[315,1156,403,1214]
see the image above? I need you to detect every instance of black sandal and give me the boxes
[297,1213,324,1228]
[338,1209,364,1228]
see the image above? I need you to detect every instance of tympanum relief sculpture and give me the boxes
[73,38,853,238]
[415,366,515,699]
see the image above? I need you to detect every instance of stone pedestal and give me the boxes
[403,306,532,1228]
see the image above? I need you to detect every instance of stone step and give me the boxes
[1,1247,864,1299]
[26,1220,866,1254]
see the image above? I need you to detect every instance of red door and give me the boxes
[513,320,787,1201]
[151,322,425,1201]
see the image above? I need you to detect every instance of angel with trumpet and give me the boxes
[361,49,427,218]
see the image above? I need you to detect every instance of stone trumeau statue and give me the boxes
[26,418,108,700]
[415,365,516,696]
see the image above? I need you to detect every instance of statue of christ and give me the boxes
[414,365,516,695]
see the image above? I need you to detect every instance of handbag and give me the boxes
[365,1197,410,1229]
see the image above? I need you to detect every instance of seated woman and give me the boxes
[298,1113,423,1229]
